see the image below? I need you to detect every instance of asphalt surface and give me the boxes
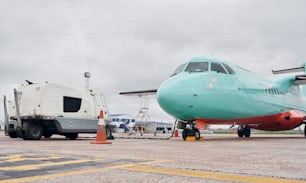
[0,132,306,183]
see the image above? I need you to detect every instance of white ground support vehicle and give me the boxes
[3,82,114,140]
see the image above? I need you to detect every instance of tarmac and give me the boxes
[0,132,306,183]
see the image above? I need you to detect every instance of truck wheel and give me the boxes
[65,133,78,140]
[23,123,43,140]
[8,131,18,138]
[106,125,114,140]
[44,132,52,138]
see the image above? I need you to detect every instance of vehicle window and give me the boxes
[211,62,227,74]
[171,63,186,76]
[222,63,235,74]
[63,96,82,112]
[185,62,208,72]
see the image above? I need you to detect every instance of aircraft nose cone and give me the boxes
[157,81,186,118]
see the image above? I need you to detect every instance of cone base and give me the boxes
[90,141,112,144]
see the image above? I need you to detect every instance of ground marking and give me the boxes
[122,165,306,183]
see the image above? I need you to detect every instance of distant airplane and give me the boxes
[120,57,306,140]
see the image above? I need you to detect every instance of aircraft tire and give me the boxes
[237,126,244,138]
[304,125,306,138]
[244,127,251,138]
[182,129,188,141]
[195,129,201,140]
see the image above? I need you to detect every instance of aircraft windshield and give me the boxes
[171,63,186,76]
[211,62,227,74]
[185,62,208,72]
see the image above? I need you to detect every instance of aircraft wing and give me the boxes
[119,89,157,97]
[272,64,306,85]
[272,66,304,74]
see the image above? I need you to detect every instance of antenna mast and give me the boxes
[84,72,91,90]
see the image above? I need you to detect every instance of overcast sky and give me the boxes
[1,0,306,123]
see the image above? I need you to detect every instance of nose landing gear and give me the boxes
[182,123,201,141]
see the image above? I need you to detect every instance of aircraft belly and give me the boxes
[198,110,304,131]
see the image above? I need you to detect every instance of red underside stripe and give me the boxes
[196,110,305,131]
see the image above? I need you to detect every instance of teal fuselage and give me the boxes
[157,57,306,124]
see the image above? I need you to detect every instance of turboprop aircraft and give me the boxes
[120,57,306,140]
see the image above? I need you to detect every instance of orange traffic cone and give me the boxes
[174,129,179,137]
[91,110,112,144]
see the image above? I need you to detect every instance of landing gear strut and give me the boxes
[238,125,251,138]
[182,122,201,141]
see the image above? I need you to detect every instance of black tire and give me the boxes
[8,131,18,138]
[23,123,43,140]
[304,125,306,138]
[244,127,251,138]
[237,126,244,138]
[65,133,78,140]
[182,129,188,141]
[195,129,201,140]
[44,132,52,138]
[106,125,114,140]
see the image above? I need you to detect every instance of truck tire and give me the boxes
[23,123,43,140]
[44,132,52,138]
[106,125,114,140]
[65,133,78,140]
[8,131,18,138]
[7,125,17,138]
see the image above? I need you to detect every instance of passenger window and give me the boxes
[211,62,227,74]
[222,63,235,74]
[185,62,208,72]
[63,96,82,112]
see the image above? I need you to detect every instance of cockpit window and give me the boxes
[171,63,186,76]
[185,62,208,72]
[222,63,235,74]
[211,62,227,74]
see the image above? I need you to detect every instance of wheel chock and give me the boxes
[185,136,204,141]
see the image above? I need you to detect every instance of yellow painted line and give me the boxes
[0,159,101,171]
[2,155,63,163]
[0,155,22,160]
[0,163,135,183]
[122,165,306,183]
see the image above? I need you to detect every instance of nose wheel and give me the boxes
[182,127,201,141]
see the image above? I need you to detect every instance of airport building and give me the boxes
[110,114,173,134]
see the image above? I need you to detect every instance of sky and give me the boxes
[1,0,306,125]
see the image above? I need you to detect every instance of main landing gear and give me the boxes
[304,125,306,138]
[182,122,201,141]
[237,125,251,138]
